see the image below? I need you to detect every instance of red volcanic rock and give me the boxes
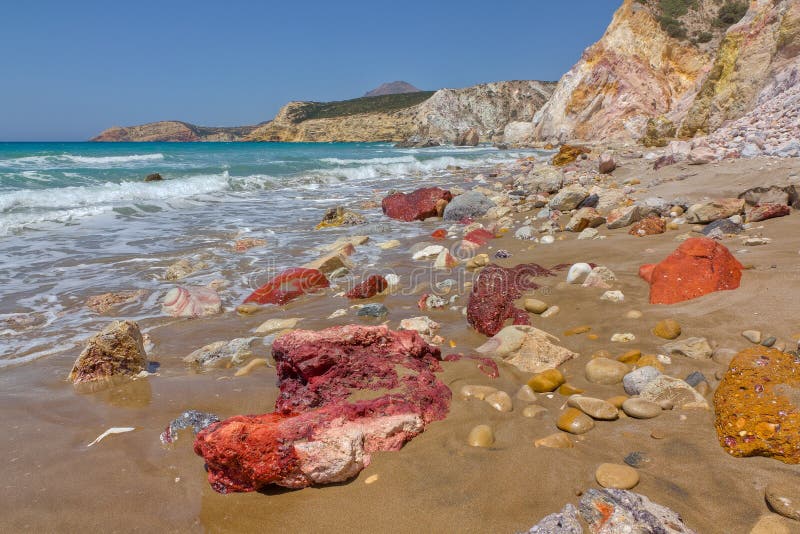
[431,228,447,239]
[381,187,452,222]
[639,237,743,304]
[345,275,388,299]
[746,203,790,223]
[464,228,495,247]
[628,216,666,237]
[467,263,556,336]
[243,267,329,305]
[194,325,450,492]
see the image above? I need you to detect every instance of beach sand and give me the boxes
[2,155,800,532]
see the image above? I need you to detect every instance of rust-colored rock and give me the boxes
[467,263,557,336]
[244,268,329,305]
[746,203,791,223]
[552,145,590,166]
[345,275,388,299]
[194,325,450,492]
[381,187,452,222]
[628,216,665,237]
[639,237,743,304]
[714,347,800,464]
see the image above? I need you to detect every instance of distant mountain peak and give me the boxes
[364,81,421,98]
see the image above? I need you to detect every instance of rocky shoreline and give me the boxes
[8,144,797,532]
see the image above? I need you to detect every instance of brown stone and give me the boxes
[714,347,800,464]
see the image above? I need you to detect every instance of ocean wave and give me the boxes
[0,153,165,168]
[320,156,417,165]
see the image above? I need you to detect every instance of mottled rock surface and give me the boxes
[68,321,148,385]
[244,268,329,305]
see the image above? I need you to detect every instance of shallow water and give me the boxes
[0,142,542,366]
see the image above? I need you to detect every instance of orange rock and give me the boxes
[552,145,590,166]
[714,347,800,464]
[628,216,666,237]
[639,237,743,304]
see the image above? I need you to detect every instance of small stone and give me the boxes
[558,383,584,396]
[534,432,573,448]
[467,425,495,447]
[640,375,709,409]
[635,354,665,372]
[564,325,591,336]
[541,305,560,318]
[749,514,794,534]
[622,398,662,419]
[623,451,652,468]
[585,358,629,385]
[567,395,619,420]
[357,304,388,318]
[378,240,401,250]
[524,299,549,314]
[650,429,667,439]
[617,350,641,364]
[578,228,599,240]
[623,366,661,395]
[566,263,592,284]
[625,310,643,319]
[761,336,777,348]
[601,290,625,303]
[742,330,762,344]
[765,480,800,521]
[253,317,302,335]
[528,369,566,393]
[557,408,595,434]
[236,303,261,315]
[523,405,549,419]
[652,319,681,340]
[684,371,706,388]
[595,463,639,489]
[606,395,628,409]
[611,333,635,343]
[460,385,498,400]
[662,337,713,360]
[516,384,538,402]
[485,391,513,412]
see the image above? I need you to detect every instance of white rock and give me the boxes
[601,290,624,303]
[566,263,592,284]
[412,245,445,260]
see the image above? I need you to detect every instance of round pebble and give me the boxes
[749,514,794,534]
[650,429,667,439]
[585,358,629,385]
[524,299,548,314]
[485,391,513,412]
[540,305,560,318]
[534,432,573,449]
[622,398,662,419]
[742,330,762,344]
[568,395,619,420]
[558,383,584,396]
[625,310,643,319]
[467,425,495,447]
[617,350,642,364]
[653,319,682,340]
[765,480,800,521]
[623,366,661,395]
[595,463,639,489]
[515,384,538,402]
[761,336,777,347]
[528,368,565,393]
[605,395,629,409]
[460,385,498,400]
[557,408,595,434]
[522,405,548,418]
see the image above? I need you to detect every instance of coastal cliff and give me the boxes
[91,121,259,142]
[532,0,800,146]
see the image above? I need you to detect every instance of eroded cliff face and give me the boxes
[91,121,258,142]
[679,0,800,137]
[532,0,713,144]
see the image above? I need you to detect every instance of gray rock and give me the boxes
[526,504,583,534]
[701,218,743,236]
[183,337,257,368]
[684,371,707,388]
[517,166,564,194]
[357,304,389,318]
[514,226,534,240]
[621,398,662,419]
[623,366,661,395]
[765,480,800,521]
[160,410,220,444]
[443,191,495,221]
[549,185,589,212]
[662,337,713,360]
[579,489,697,533]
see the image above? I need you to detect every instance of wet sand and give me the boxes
[2,155,800,532]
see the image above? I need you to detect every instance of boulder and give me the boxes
[475,325,578,373]
[578,489,697,533]
[345,275,388,299]
[315,206,366,229]
[566,207,605,232]
[455,128,480,146]
[715,347,800,464]
[243,268,329,305]
[639,238,743,304]
[382,187,452,222]
[162,286,222,317]
[746,204,790,223]
[194,325,450,491]
[443,191,495,221]
[685,198,745,223]
[68,321,148,385]
[688,145,717,165]
[549,185,589,211]
[467,264,556,336]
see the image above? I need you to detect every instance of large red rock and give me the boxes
[746,203,790,223]
[243,267,329,305]
[463,228,495,247]
[639,238,743,304]
[381,187,452,222]
[345,275,388,299]
[194,325,450,492]
[467,263,557,336]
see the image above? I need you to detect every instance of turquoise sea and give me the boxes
[0,142,541,366]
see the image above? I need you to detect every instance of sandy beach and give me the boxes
[2,152,800,532]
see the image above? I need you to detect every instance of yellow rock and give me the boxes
[587,334,599,340]
[595,463,639,489]
[528,369,566,393]
[592,350,612,359]
[534,433,573,449]
[564,325,591,336]
[636,354,665,372]
[617,350,642,364]
[558,383,585,396]
[467,424,495,447]
[234,358,268,377]
[653,319,681,340]
[606,395,629,409]
[557,408,595,434]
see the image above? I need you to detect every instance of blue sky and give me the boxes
[0,0,620,141]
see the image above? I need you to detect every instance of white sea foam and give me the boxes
[320,156,417,165]
[0,153,165,168]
